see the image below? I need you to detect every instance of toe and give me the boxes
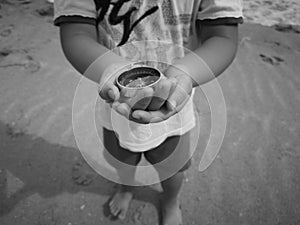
[109,203,117,215]
[112,208,119,216]
[108,191,133,220]
[112,206,119,215]
[161,201,182,225]
[118,210,127,220]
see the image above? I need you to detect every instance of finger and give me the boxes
[147,79,172,111]
[112,102,131,118]
[118,87,153,109]
[131,110,161,123]
[130,87,154,110]
[118,210,126,220]
[120,88,137,98]
[167,79,190,111]
[168,77,178,94]
[98,62,130,101]
[132,107,175,123]
[99,83,120,101]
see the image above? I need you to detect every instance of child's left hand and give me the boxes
[111,75,173,122]
[131,65,194,123]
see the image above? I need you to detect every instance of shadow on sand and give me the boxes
[0,120,161,219]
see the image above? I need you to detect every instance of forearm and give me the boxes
[173,24,238,87]
[59,23,126,83]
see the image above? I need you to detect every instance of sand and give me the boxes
[0,1,300,225]
[243,0,300,26]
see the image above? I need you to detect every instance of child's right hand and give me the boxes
[131,65,194,123]
[114,75,174,123]
[98,62,156,119]
[98,61,130,103]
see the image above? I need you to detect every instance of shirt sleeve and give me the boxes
[54,0,97,26]
[197,0,244,25]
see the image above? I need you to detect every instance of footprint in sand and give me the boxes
[36,5,53,17]
[0,25,14,38]
[5,122,26,138]
[273,24,300,34]
[0,0,13,5]
[0,29,11,37]
[1,0,31,4]
[259,54,284,66]
[5,112,30,138]
[0,49,40,73]
[71,161,97,186]
[24,54,41,73]
[0,49,11,58]
[0,169,7,189]
[132,204,147,225]
[18,0,31,4]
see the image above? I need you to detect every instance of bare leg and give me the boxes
[103,128,140,220]
[145,133,190,225]
[159,171,184,225]
[109,165,136,220]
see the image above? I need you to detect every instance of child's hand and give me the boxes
[163,65,194,111]
[112,86,154,120]
[116,76,173,123]
[98,61,137,119]
[146,76,173,111]
[131,65,193,123]
[98,61,130,103]
[99,62,157,119]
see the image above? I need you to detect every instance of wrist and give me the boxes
[84,52,129,84]
[167,64,197,88]
[172,53,215,86]
[164,65,194,97]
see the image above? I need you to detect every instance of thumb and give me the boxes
[99,84,120,101]
[167,79,190,112]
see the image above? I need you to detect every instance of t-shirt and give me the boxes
[54,0,243,152]
[54,0,243,55]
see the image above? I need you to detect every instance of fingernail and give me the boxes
[170,77,177,84]
[133,113,140,119]
[169,100,177,109]
[118,108,126,115]
[108,90,115,100]
[117,106,127,116]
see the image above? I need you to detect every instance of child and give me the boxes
[54,0,243,224]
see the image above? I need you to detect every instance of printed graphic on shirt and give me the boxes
[161,0,191,26]
[93,0,159,46]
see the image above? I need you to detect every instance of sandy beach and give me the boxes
[0,1,300,225]
[243,0,300,26]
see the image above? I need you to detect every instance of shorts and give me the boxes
[103,128,192,174]
[98,89,196,152]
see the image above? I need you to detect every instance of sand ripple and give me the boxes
[243,0,300,26]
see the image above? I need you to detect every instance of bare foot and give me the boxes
[71,161,96,186]
[109,187,133,220]
[161,198,182,225]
